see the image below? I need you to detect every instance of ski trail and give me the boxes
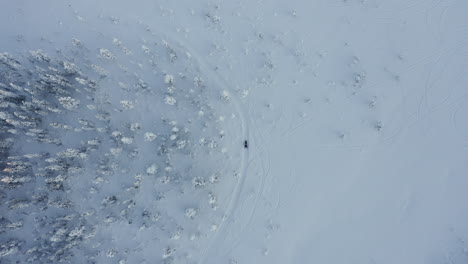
[147,30,251,263]
[219,103,272,258]
[192,61,249,264]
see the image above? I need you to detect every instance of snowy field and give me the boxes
[1,1,468,263]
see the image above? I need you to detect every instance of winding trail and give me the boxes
[150,30,253,263]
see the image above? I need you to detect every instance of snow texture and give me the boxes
[2,1,468,264]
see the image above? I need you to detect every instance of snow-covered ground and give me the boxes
[1,1,468,263]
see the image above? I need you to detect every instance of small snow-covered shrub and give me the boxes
[165,96,177,105]
[144,132,157,141]
[58,96,80,110]
[146,164,158,175]
[185,208,199,219]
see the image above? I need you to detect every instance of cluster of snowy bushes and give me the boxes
[0,17,243,263]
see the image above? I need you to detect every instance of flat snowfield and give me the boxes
[1,1,468,263]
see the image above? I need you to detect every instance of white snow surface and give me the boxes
[1,1,468,264]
